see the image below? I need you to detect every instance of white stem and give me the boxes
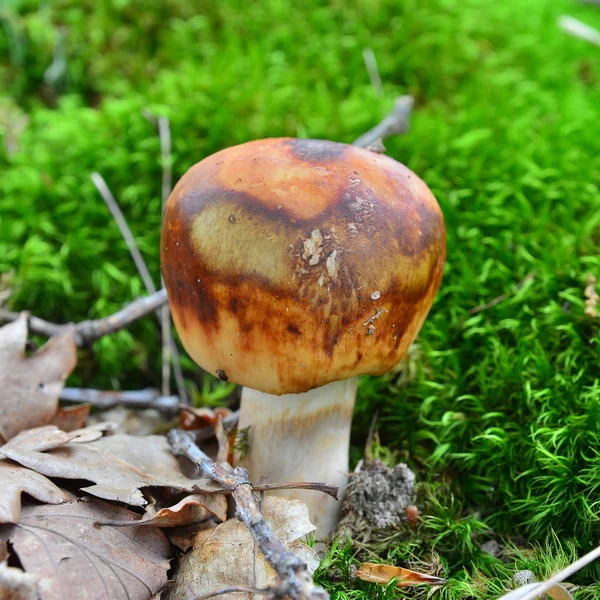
[237,378,357,536]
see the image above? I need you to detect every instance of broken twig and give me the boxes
[167,429,330,600]
[59,387,179,412]
[353,95,414,148]
[0,289,167,347]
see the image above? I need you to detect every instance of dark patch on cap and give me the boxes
[287,323,301,335]
[216,369,228,381]
[288,138,346,163]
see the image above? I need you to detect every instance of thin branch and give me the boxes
[0,289,167,347]
[91,172,188,404]
[467,272,535,316]
[91,172,157,295]
[158,116,173,398]
[59,387,179,412]
[362,47,383,97]
[193,587,273,600]
[559,15,600,46]
[254,481,339,500]
[167,429,330,600]
[353,95,414,148]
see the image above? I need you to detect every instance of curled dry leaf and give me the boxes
[0,426,83,524]
[0,432,222,507]
[0,561,38,600]
[166,497,319,600]
[356,562,448,588]
[6,496,170,600]
[101,493,227,528]
[0,315,77,442]
[179,406,232,431]
[51,404,90,432]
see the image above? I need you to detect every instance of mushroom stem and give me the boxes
[237,377,358,536]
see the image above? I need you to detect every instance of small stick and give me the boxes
[91,172,157,295]
[467,272,535,316]
[193,587,273,600]
[91,172,188,404]
[158,116,173,398]
[559,15,600,46]
[167,429,330,600]
[353,95,414,148]
[0,289,167,346]
[59,387,179,412]
[362,47,384,97]
[254,481,339,500]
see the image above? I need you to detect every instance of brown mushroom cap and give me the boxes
[161,138,446,395]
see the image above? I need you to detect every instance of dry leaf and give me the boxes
[356,562,448,587]
[0,562,38,600]
[0,426,82,524]
[180,406,232,430]
[6,496,170,600]
[497,582,574,600]
[0,315,77,442]
[167,497,319,600]
[101,493,227,528]
[0,432,221,507]
[51,404,90,432]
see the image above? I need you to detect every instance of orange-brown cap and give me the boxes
[161,138,446,395]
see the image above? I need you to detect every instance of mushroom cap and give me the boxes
[161,138,446,395]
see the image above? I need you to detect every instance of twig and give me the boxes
[59,387,179,412]
[193,587,273,600]
[167,429,330,600]
[362,47,384,97]
[506,544,600,600]
[0,289,167,347]
[91,172,188,404]
[559,15,600,46]
[254,481,339,500]
[158,116,173,398]
[91,172,157,295]
[467,272,535,316]
[353,95,414,148]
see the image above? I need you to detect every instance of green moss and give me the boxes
[2,0,600,597]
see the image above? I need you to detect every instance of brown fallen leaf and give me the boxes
[356,562,448,587]
[0,426,82,524]
[0,562,38,600]
[6,495,170,600]
[166,497,319,600]
[0,432,222,507]
[179,406,232,430]
[52,404,90,432]
[0,315,77,442]
[100,493,227,528]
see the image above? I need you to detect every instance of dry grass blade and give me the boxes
[498,545,600,600]
[559,15,600,46]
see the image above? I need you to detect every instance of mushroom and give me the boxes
[161,138,446,535]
